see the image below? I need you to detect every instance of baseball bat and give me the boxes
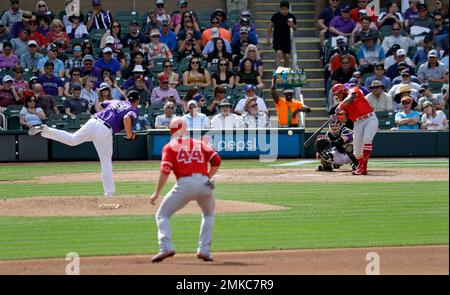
[303,118,332,148]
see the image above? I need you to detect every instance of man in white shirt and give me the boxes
[365,80,393,112]
[234,84,267,115]
[155,101,177,128]
[381,23,416,54]
[182,100,210,129]
[211,100,243,129]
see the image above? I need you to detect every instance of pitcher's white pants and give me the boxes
[41,118,115,197]
[156,174,214,255]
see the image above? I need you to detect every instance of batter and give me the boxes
[28,91,141,197]
[332,84,379,175]
[150,117,222,263]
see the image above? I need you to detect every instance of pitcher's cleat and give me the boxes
[197,252,214,262]
[28,125,48,136]
[152,250,176,263]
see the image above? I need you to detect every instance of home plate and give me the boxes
[98,203,122,209]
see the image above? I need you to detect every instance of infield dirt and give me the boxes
[0,245,447,275]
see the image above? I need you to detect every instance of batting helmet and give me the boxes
[169,117,187,136]
[331,83,347,96]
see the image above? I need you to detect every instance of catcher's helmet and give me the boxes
[329,115,342,135]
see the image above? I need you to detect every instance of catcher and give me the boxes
[315,113,359,172]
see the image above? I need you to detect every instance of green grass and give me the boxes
[0,158,447,181]
[0,181,447,260]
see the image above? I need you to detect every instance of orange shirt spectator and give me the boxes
[330,54,357,73]
[201,18,231,47]
[271,86,311,127]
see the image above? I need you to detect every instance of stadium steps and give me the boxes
[254,0,327,128]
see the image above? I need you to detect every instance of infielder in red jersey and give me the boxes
[332,84,379,175]
[150,117,222,263]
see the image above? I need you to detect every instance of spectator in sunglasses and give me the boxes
[395,96,420,130]
[201,17,231,47]
[46,19,70,50]
[231,10,257,37]
[144,29,173,68]
[212,58,234,88]
[157,59,179,88]
[155,101,177,129]
[381,23,416,55]
[20,90,46,129]
[174,10,200,36]
[421,101,448,130]
[171,0,198,28]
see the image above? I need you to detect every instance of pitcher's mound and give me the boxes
[0,196,288,217]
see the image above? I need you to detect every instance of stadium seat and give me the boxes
[4,105,23,131]
[53,96,68,113]
[75,113,92,125]
[428,82,444,94]
[64,122,82,132]
[376,111,395,130]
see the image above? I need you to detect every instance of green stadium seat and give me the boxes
[4,105,23,131]
[64,122,82,132]
[428,82,444,93]
[53,96,68,113]
[75,113,92,125]
[376,111,395,130]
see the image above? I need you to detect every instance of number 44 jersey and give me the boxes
[160,137,222,179]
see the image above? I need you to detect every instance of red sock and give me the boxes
[363,144,372,171]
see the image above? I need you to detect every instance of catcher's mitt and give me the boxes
[315,136,331,153]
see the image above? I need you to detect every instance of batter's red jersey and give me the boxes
[339,86,373,122]
[160,137,221,179]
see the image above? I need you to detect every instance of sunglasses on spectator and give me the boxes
[164,64,172,68]
[392,28,400,31]
[191,61,199,64]
[375,67,384,70]
[112,25,120,28]
[152,35,160,38]
[423,105,431,109]
[401,74,410,77]
[341,61,350,64]
[249,104,257,108]
[54,25,62,28]
[212,21,219,24]
[166,106,175,109]
[84,62,93,65]
[402,101,412,105]
[248,50,256,52]
[219,63,227,66]
[72,73,80,76]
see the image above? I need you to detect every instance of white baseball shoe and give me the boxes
[28,125,48,136]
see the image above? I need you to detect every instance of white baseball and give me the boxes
[288,130,293,136]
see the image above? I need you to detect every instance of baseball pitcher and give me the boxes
[28,91,141,197]
[150,117,222,263]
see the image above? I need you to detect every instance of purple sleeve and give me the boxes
[125,110,138,122]
[329,16,337,28]
[101,100,111,109]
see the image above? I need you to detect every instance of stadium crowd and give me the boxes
[0,0,448,132]
[320,0,448,130]
[1,0,296,131]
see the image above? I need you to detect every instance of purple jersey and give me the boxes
[96,100,139,134]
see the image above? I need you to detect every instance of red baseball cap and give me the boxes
[159,74,169,83]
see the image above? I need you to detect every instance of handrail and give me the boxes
[289,9,305,129]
